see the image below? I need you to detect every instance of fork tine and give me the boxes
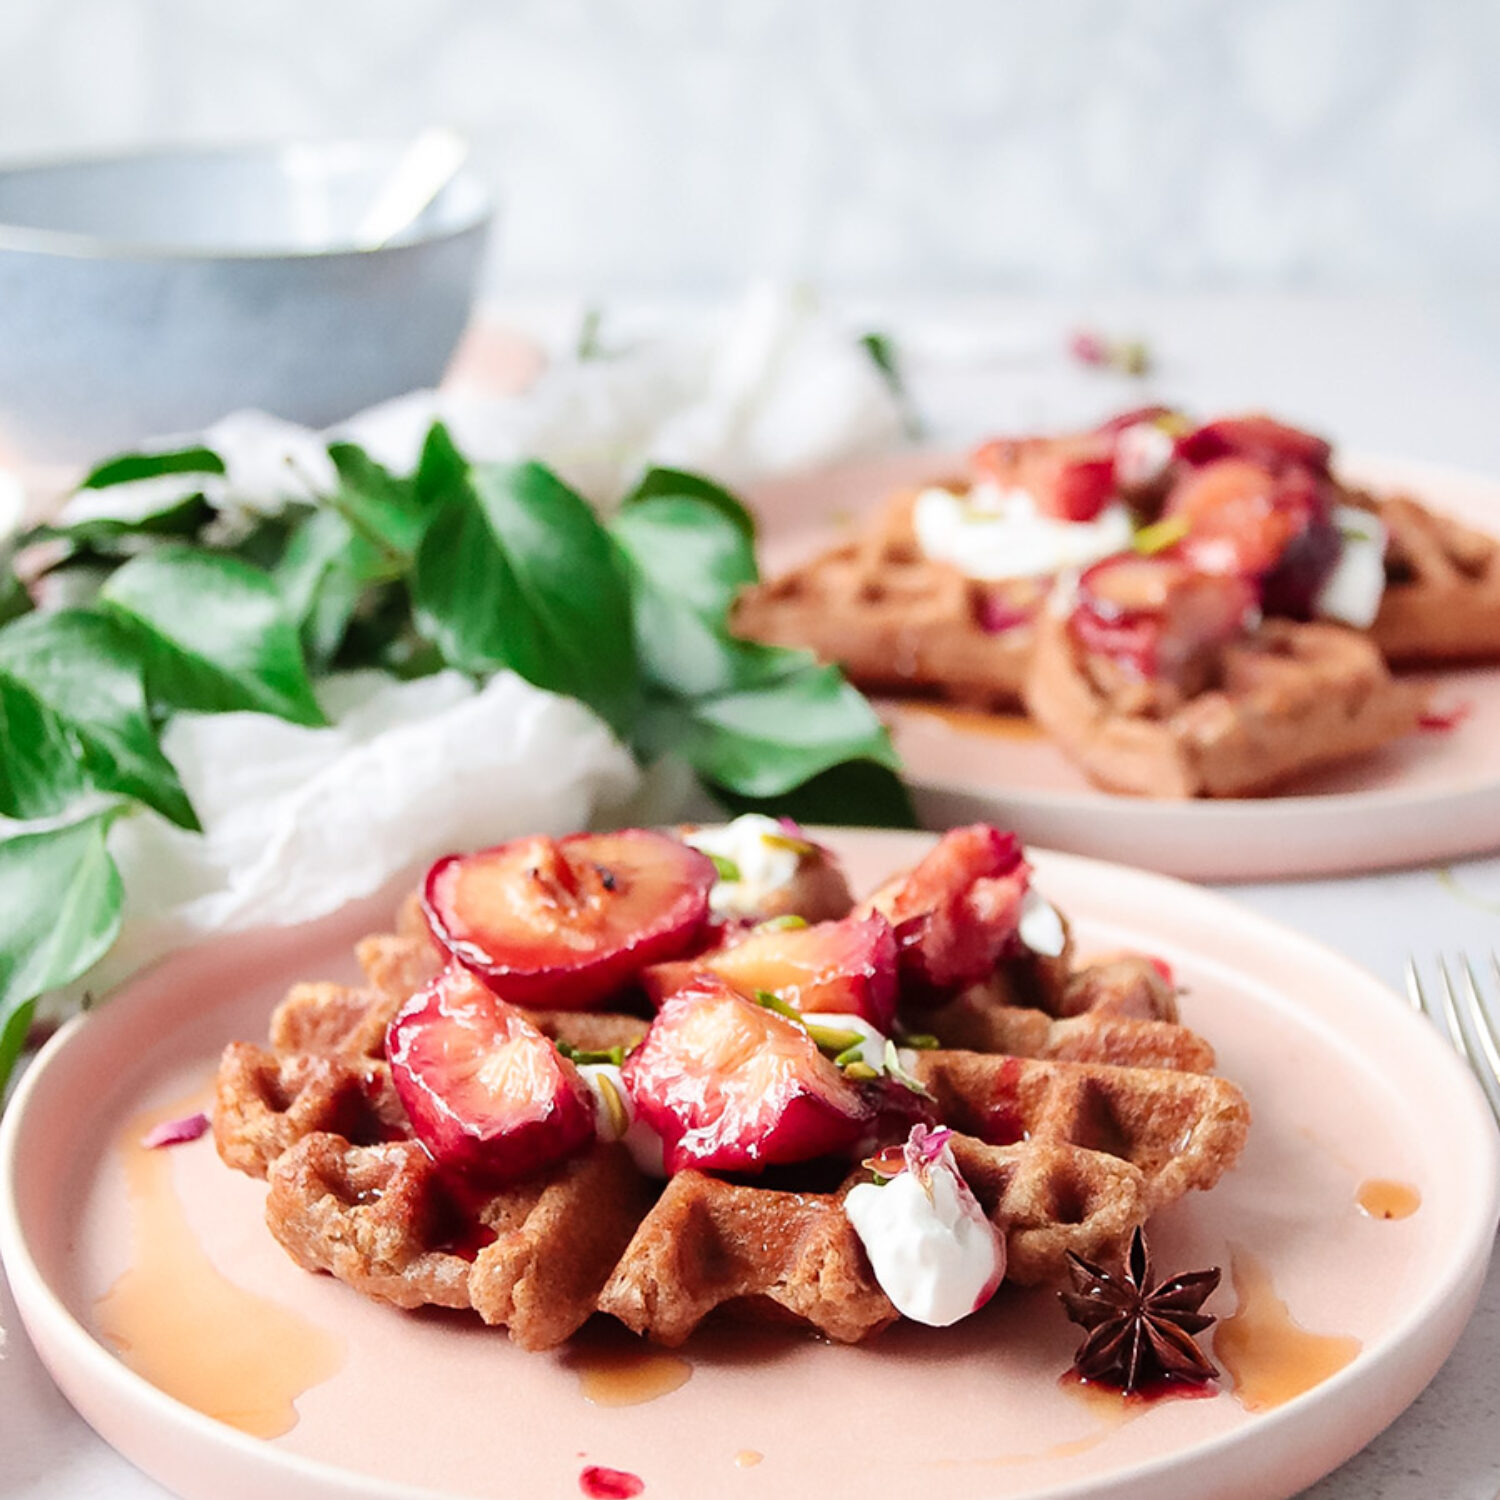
[1404,957,1427,1013]
[1434,957,1475,1064]
[1456,956,1500,1121]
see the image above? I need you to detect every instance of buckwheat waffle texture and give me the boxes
[732,488,1039,709]
[214,895,1248,1349]
[1026,610,1428,798]
[1366,494,1500,665]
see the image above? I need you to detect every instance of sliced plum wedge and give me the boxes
[641,913,899,1032]
[386,966,597,1187]
[624,977,872,1174]
[859,824,1031,1003]
[424,829,717,1010]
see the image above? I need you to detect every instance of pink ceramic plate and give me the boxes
[2,831,1497,1500]
[746,454,1500,881]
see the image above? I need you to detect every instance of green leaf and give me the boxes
[413,461,639,733]
[326,443,428,561]
[0,810,125,1096]
[710,757,917,829]
[0,562,30,629]
[0,610,199,829]
[101,546,326,727]
[81,445,225,490]
[643,659,900,800]
[611,493,757,620]
[275,508,396,673]
[620,467,756,542]
[24,491,215,557]
[0,675,91,818]
[413,422,470,511]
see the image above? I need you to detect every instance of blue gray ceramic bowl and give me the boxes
[0,141,494,462]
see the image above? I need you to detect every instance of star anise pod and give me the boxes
[1060,1226,1221,1392]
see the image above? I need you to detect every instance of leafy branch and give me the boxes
[0,427,909,1097]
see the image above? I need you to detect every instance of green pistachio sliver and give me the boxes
[757,914,809,932]
[753,989,807,1025]
[555,1039,626,1068]
[807,1023,866,1057]
[594,1072,631,1140]
[885,1039,935,1099]
[843,1061,880,1082]
[897,1032,941,1051]
[1133,515,1190,556]
[833,1041,868,1068]
[708,852,742,882]
[761,831,816,857]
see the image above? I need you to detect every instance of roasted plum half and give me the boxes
[970,433,1121,523]
[387,966,597,1187]
[624,977,871,1174]
[859,824,1032,1003]
[1069,552,1257,701]
[642,912,899,1032]
[424,829,716,1010]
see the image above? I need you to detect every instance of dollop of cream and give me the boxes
[1113,420,1176,490]
[682,813,804,920]
[1316,505,1388,629]
[1018,889,1067,958]
[844,1136,1005,1326]
[579,1062,665,1177]
[913,483,1134,582]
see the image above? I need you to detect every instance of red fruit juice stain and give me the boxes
[982,1057,1027,1145]
[1059,1367,1218,1409]
[580,1465,644,1498]
[1419,700,1473,733]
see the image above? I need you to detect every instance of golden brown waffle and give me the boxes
[1367,494,1500,664]
[598,1171,898,1346]
[268,1135,653,1351]
[913,1050,1250,1285]
[215,895,1247,1348]
[732,488,1040,710]
[1026,610,1427,798]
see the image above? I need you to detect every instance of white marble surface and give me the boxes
[2,1,1500,299]
[4,291,1500,1498]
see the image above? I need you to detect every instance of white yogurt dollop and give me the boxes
[683,813,803,921]
[579,1062,665,1177]
[844,1133,1005,1326]
[913,484,1134,582]
[1113,420,1176,490]
[1315,505,1388,629]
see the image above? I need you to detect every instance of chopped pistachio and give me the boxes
[833,1041,868,1068]
[756,913,809,932]
[843,1061,880,1082]
[594,1072,631,1140]
[761,831,816,858]
[1133,515,1190,556]
[753,989,806,1024]
[708,852,742,882]
[555,1039,627,1068]
[897,1032,941,1051]
[807,1023,866,1057]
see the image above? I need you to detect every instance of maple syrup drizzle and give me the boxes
[572,1346,693,1407]
[94,1088,344,1438]
[733,1450,764,1469]
[1214,1251,1360,1413]
[899,703,1046,742]
[1356,1179,1421,1220]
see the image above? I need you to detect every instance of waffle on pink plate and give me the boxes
[214,818,1249,1374]
[734,409,1497,798]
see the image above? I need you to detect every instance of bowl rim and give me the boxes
[0,137,495,262]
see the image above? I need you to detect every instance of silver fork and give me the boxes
[1405,954,1500,1123]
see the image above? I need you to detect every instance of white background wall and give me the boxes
[0,0,1496,298]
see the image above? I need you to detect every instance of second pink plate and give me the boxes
[3,831,1498,1500]
[747,453,1500,881]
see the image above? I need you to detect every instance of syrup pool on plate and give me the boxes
[1214,1250,1361,1413]
[1356,1179,1422,1220]
[92,1088,344,1438]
